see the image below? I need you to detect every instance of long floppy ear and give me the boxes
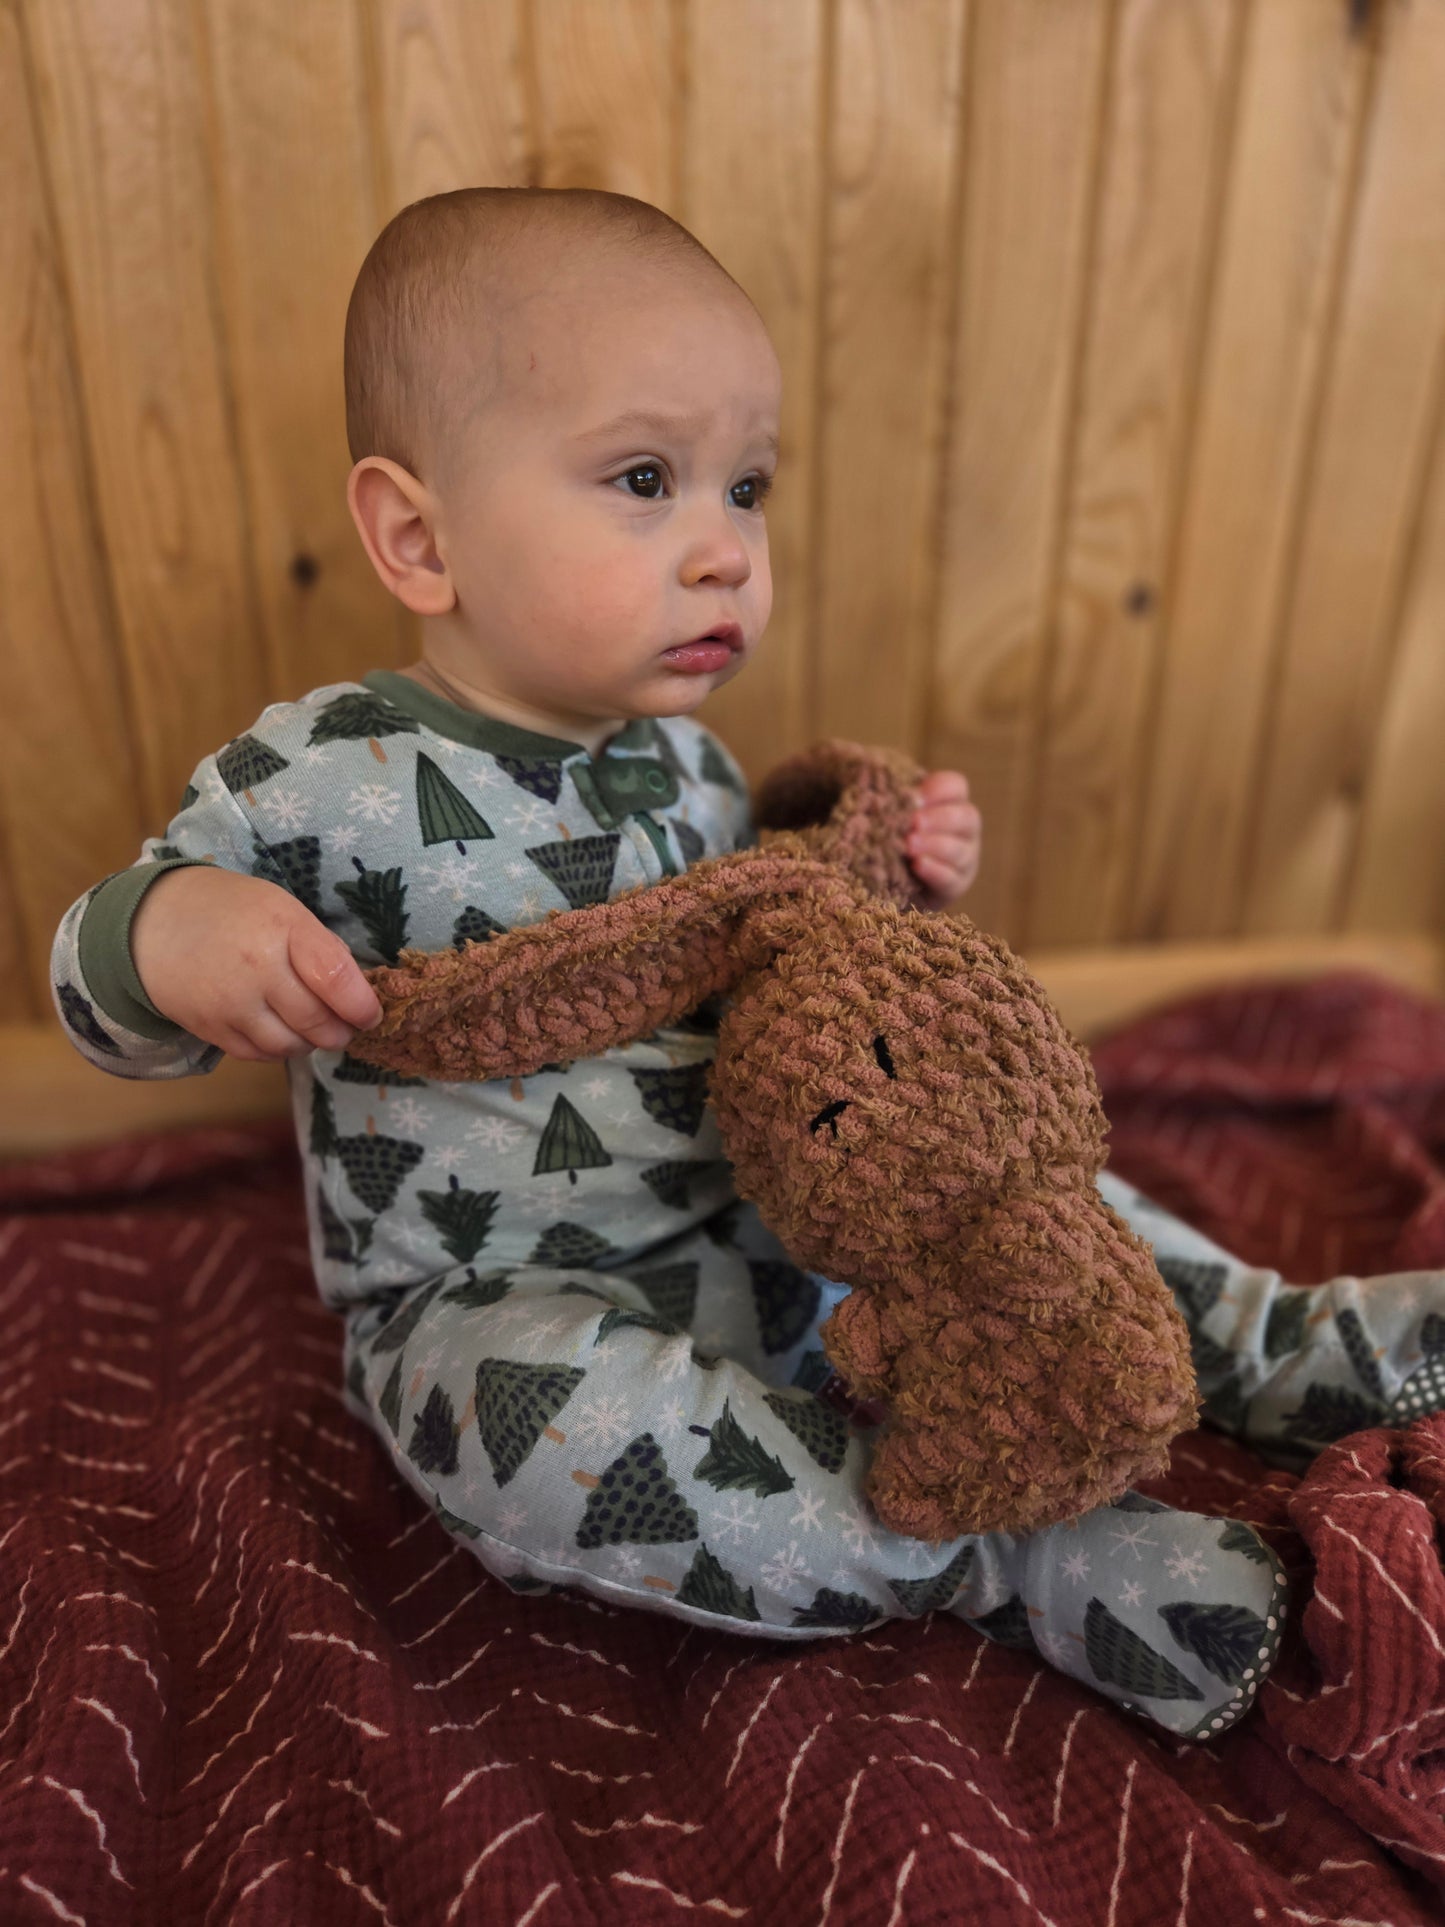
[753,739,934,910]
[346,848,864,1083]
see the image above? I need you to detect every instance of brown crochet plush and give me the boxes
[346,740,1199,1544]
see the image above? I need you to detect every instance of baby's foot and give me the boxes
[1098,1169,1445,1463]
[947,1494,1288,1740]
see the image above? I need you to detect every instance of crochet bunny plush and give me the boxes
[345,739,1199,1544]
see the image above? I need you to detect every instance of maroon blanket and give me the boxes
[1,968,1443,1924]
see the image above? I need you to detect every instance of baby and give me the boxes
[58,185,1435,1743]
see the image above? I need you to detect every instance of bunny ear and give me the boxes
[754,739,934,910]
[347,847,861,1083]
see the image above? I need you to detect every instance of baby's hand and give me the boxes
[129,866,383,1061]
[904,769,982,909]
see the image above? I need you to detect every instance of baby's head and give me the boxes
[344,187,782,751]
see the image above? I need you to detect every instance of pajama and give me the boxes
[70,662,1439,1741]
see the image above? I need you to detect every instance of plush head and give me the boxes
[348,740,1199,1542]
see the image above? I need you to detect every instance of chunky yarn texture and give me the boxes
[349,739,1199,1542]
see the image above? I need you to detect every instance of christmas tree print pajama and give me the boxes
[50,668,1442,1740]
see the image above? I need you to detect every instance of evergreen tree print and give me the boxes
[966,1594,1039,1652]
[331,1050,426,1088]
[1264,1288,1311,1360]
[1217,1520,1272,1563]
[308,690,419,763]
[1155,1257,1227,1326]
[181,782,199,810]
[441,1268,514,1310]
[334,857,410,963]
[650,723,691,784]
[1203,1373,1250,1435]
[704,1202,742,1247]
[1085,1598,1204,1701]
[533,1093,613,1185]
[416,751,495,852]
[595,1304,683,1343]
[528,1223,622,1270]
[575,1433,699,1549]
[1158,1601,1267,1686]
[688,1400,795,1498]
[629,1063,712,1136]
[408,1384,460,1477]
[527,833,620,908]
[496,753,563,805]
[370,1277,447,1356]
[673,818,705,866]
[676,1544,761,1621]
[316,1187,374,1267]
[476,1358,586,1486]
[453,905,506,950]
[889,1543,977,1618]
[763,1391,850,1475]
[436,1497,482,1541]
[699,736,746,793]
[336,1117,425,1214]
[750,1260,822,1355]
[639,1161,714,1212]
[1281,1381,1386,1445]
[613,1261,700,1330]
[1335,1306,1386,1398]
[310,1081,339,1162]
[218,734,289,806]
[378,1356,405,1436]
[417,1174,499,1263]
[57,984,122,1056]
[792,1589,880,1631]
[250,835,322,915]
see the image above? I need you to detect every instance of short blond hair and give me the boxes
[344,186,747,486]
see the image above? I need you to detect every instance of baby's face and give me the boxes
[430,261,783,744]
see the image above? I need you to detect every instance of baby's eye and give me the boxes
[616,464,667,500]
[731,473,774,512]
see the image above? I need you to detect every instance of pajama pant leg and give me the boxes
[1097,1168,1445,1463]
[341,1200,1287,1740]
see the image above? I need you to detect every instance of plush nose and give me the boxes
[809,1099,850,1137]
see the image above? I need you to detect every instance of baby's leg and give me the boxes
[1098,1167,1445,1463]
[342,1217,1286,1739]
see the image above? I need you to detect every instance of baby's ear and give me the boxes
[754,739,934,910]
[346,849,858,1082]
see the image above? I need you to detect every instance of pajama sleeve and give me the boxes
[49,748,282,1081]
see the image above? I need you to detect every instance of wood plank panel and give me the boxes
[368,0,528,205]
[0,0,146,1013]
[1346,393,1445,934]
[686,0,825,780]
[1129,0,1375,942]
[1240,0,1445,937]
[922,0,1113,946]
[810,0,967,752]
[22,0,267,826]
[200,0,393,698]
[1022,0,1242,950]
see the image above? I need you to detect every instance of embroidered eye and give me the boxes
[873,1034,897,1079]
[809,1100,850,1137]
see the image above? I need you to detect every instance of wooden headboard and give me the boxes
[4,0,1443,1152]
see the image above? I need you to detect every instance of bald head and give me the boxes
[344,186,757,494]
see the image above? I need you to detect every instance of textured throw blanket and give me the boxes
[0,967,1443,1924]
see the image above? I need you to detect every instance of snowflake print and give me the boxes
[570,1393,633,1456]
[326,824,362,856]
[418,853,484,903]
[390,1217,428,1254]
[200,770,229,808]
[1036,1630,1074,1668]
[581,1077,612,1102]
[505,861,531,881]
[790,1488,826,1533]
[469,762,507,791]
[518,891,544,919]
[497,1504,529,1536]
[835,1502,882,1560]
[346,783,403,826]
[657,1396,688,1434]
[505,798,552,836]
[431,1144,469,1174]
[529,1178,581,1217]
[711,1496,763,1548]
[1108,1520,1157,1562]
[611,1545,643,1579]
[1118,1578,1145,1609]
[467,1116,527,1153]
[1164,1544,1208,1589]
[258,786,308,834]
[658,1343,694,1385]
[389,1096,433,1136]
[303,744,333,767]
[372,1258,416,1285]
[760,1541,811,1593]
[491,1300,535,1332]
[1061,1550,1090,1584]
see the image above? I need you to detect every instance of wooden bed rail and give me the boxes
[6,933,1441,1160]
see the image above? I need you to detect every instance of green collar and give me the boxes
[361,669,658,766]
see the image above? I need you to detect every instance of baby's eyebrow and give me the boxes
[573,407,780,456]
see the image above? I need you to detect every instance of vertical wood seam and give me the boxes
[1230,0,1385,931]
[914,0,973,777]
[1121,0,1249,942]
[804,0,839,746]
[1016,0,1120,952]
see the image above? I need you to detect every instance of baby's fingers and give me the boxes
[287,916,384,1030]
